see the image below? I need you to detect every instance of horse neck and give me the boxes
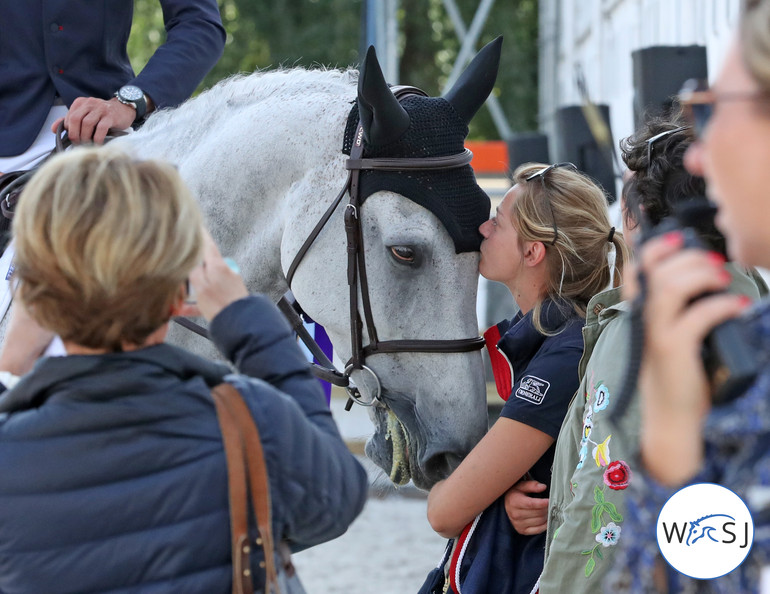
[119,70,358,298]
[126,69,357,167]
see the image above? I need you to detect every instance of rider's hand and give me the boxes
[51,97,136,145]
[504,480,549,535]
[180,230,248,322]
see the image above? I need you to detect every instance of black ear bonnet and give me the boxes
[342,96,489,253]
[342,36,502,253]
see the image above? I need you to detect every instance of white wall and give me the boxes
[539,0,740,202]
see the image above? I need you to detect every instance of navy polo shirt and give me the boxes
[446,302,584,594]
[490,300,584,487]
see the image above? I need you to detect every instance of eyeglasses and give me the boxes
[679,78,769,139]
[525,162,578,245]
[645,125,691,164]
[185,278,196,304]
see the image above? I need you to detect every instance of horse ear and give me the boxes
[358,46,411,146]
[443,36,503,126]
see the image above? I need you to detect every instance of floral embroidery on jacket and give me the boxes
[604,460,631,490]
[596,522,622,546]
[593,435,612,467]
[581,485,625,576]
[594,383,610,411]
[575,378,632,578]
[576,386,594,470]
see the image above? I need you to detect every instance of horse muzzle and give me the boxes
[365,397,472,491]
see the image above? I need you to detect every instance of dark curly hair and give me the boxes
[620,113,726,254]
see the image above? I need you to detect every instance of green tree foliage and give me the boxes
[233,0,362,69]
[127,0,537,139]
[400,0,538,138]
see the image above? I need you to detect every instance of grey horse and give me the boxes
[113,40,501,489]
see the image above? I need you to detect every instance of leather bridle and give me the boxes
[277,85,485,409]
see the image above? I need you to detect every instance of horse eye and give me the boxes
[389,245,416,264]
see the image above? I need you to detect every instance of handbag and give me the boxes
[211,383,306,594]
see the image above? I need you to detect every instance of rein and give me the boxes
[0,123,127,227]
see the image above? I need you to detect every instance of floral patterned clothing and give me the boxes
[538,265,766,594]
[606,296,770,593]
[538,286,636,593]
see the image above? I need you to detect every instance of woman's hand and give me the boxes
[178,230,248,322]
[426,418,554,538]
[504,480,548,535]
[632,232,750,486]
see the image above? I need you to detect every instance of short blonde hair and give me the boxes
[13,147,203,351]
[511,163,629,333]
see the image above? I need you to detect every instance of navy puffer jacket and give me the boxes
[0,295,368,593]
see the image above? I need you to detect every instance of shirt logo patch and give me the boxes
[515,375,550,405]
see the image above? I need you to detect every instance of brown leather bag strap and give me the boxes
[212,385,255,594]
[212,383,281,594]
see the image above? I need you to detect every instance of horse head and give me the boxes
[289,38,502,489]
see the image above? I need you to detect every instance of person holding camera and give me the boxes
[606,0,770,590]
[0,147,368,593]
[0,0,226,375]
[505,116,767,593]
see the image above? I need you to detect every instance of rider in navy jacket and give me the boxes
[0,0,226,156]
[0,295,368,593]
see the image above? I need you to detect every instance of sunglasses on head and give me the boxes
[525,162,579,182]
[524,162,578,246]
[645,125,691,164]
[679,78,769,139]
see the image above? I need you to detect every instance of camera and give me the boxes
[640,203,759,405]
[184,257,240,305]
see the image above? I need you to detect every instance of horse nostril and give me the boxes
[422,451,464,485]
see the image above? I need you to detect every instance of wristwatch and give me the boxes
[115,85,148,124]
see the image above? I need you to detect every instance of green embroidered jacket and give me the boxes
[538,265,767,593]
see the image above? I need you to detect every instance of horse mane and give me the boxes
[137,67,359,138]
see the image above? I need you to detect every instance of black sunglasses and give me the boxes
[525,162,578,246]
[679,78,769,139]
[645,125,691,164]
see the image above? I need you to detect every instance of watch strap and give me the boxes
[132,93,147,122]
[115,87,148,124]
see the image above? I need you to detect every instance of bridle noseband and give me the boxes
[279,86,485,410]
